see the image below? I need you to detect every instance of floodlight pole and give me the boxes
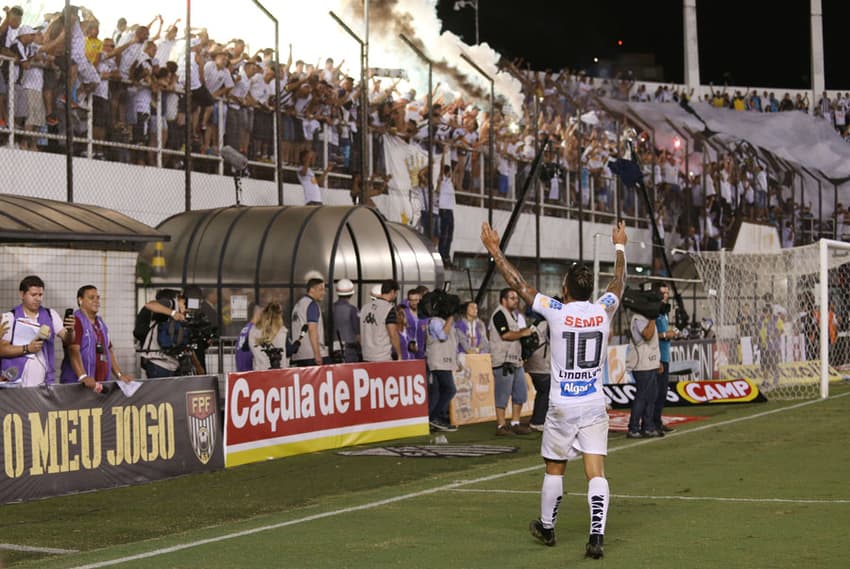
[399,34,434,241]
[459,52,495,226]
[330,10,369,206]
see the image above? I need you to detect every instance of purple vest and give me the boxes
[455,318,481,353]
[398,329,413,360]
[60,310,111,383]
[2,305,57,384]
[235,322,254,372]
[402,304,427,359]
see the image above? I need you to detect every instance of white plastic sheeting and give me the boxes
[600,99,849,218]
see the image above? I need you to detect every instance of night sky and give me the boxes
[436,0,850,91]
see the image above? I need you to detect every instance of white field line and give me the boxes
[68,391,850,569]
[0,543,78,554]
[449,488,850,504]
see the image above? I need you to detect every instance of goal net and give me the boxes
[691,240,850,399]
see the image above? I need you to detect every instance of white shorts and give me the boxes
[541,404,609,462]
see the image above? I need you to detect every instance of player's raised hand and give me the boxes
[612,220,627,246]
[481,222,501,256]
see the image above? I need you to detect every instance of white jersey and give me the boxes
[532,291,619,407]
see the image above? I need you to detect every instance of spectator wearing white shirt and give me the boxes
[298,149,332,205]
[92,37,119,149]
[250,63,274,161]
[17,27,48,149]
[436,151,456,267]
[128,40,156,161]
[0,5,23,127]
[154,21,180,67]
[105,24,149,125]
[225,60,256,155]
[202,50,234,153]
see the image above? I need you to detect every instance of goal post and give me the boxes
[692,239,850,400]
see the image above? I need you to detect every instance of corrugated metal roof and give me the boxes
[0,194,167,246]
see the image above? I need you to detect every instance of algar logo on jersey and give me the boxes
[560,379,597,397]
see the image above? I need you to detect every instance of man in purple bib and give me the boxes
[61,285,133,392]
[0,275,75,387]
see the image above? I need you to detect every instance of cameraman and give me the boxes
[138,290,186,378]
[488,288,533,436]
[524,310,550,432]
[426,304,458,432]
[249,302,288,370]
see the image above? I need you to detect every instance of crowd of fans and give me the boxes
[1,5,847,266]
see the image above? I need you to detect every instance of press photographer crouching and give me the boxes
[135,288,219,377]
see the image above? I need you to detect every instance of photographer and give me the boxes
[425,302,459,433]
[627,294,661,439]
[523,309,550,432]
[249,302,288,370]
[360,279,401,362]
[488,288,533,436]
[136,289,187,378]
[61,285,133,392]
[291,277,330,367]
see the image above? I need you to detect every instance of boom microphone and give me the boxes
[221,145,249,171]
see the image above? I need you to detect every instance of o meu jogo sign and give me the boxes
[0,376,223,504]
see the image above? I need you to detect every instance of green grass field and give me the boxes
[3,385,849,569]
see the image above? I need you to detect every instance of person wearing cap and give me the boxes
[332,278,361,363]
[8,23,39,139]
[360,279,401,362]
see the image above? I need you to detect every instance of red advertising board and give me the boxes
[225,361,429,467]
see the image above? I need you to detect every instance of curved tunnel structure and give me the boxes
[139,205,444,343]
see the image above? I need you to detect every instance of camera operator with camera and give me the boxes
[135,289,188,378]
[423,289,461,433]
[249,302,288,370]
[626,287,662,439]
[523,308,550,432]
[488,288,534,436]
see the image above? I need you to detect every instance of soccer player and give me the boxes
[480,220,627,560]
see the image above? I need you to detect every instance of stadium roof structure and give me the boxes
[139,204,442,337]
[0,193,167,249]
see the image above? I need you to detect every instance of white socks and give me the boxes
[540,473,563,529]
[587,476,610,536]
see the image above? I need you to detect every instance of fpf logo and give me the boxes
[186,390,217,464]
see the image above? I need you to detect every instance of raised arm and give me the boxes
[480,223,538,307]
[605,221,628,299]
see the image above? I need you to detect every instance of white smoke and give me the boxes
[37,0,522,114]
